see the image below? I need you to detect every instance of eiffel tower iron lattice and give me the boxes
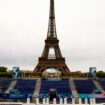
[34,0,70,75]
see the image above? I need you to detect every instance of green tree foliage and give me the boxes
[0,72,12,78]
[0,66,12,78]
[0,66,7,72]
[97,71,105,78]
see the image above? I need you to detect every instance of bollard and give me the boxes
[64,98,67,104]
[43,98,46,104]
[79,98,82,104]
[27,98,30,104]
[72,98,75,104]
[53,98,56,104]
[92,98,96,104]
[90,98,93,104]
[60,98,63,104]
[85,98,88,104]
[46,98,49,104]
[36,98,39,104]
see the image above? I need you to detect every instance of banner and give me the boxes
[0,93,32,99]
[12,67,19,79]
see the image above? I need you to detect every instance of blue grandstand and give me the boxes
[0,79,12,92]
[0,78,105,103]
[13,79,36,95]
[39,79,72,98]
[74,80,97,94]
[98,80,105,91]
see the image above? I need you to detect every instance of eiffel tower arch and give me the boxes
[34,0,70,75]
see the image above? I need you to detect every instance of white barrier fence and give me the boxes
[0,98,104,105]
[26,98,103,105]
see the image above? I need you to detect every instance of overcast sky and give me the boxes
[0,0,105,72]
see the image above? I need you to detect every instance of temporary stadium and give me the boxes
[0,0,105,105]
[0,78,105,104]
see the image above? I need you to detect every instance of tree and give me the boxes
[0,66,7,72]
[97,71,105,78]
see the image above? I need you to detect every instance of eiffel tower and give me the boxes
[34,0,70,75]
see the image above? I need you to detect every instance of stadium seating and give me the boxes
[0,79,12,92]
[98,80,105,91]
[13,79,36,95]
[39,79,72,98]
[74,80,97,94]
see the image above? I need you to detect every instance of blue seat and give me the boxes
[98,80,105,91]
[39,79,72,98]
[0,79,12,92]
[74,80,97,94]
[14,79,36,95]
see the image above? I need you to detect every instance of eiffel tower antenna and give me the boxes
[47,0,57,38]
[34,0,70,75]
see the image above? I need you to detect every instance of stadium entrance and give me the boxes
[42,68,61,79]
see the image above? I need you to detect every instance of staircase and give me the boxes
[69,79,79,98]
[5,80,17,93]
[32,78,41,98]
[93,80,105,94]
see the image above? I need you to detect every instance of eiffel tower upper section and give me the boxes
[34,0,70,74]
[42,0,62,58]
[47,0,57,38]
